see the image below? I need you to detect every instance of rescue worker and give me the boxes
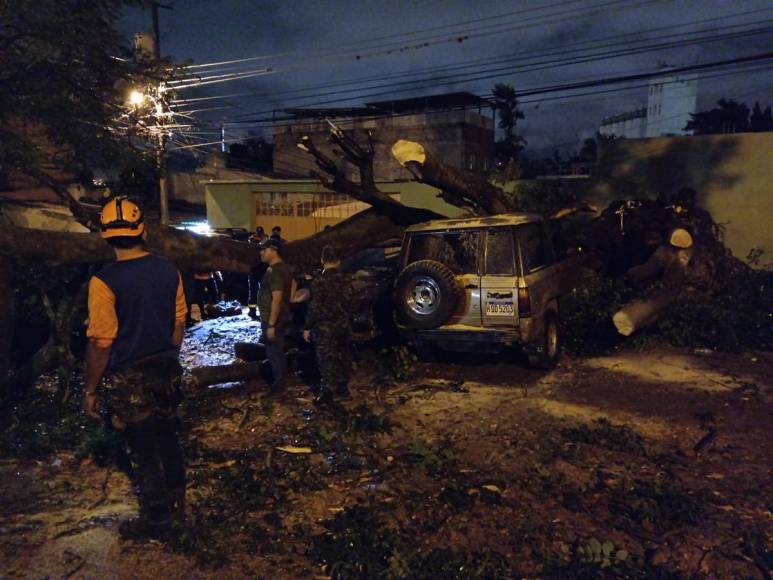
[247,227,268,319]
[303,245,354,405]
[258,237,293,393]
[83,196,187,540]
[270,225,287,245]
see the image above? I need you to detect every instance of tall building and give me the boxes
[272,92,495,180]
[599,70,698,139]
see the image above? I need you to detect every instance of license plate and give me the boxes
[485,301,514,316]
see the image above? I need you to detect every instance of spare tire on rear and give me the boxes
[393,260,461,329]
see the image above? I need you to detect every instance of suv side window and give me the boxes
[407,231,480,274]
[517,222,548,273]
[547,219,568,261]
[485,228,515,275]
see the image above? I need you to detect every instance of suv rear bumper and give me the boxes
[400,326,522,346]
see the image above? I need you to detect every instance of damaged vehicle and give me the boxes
[392,214,588,368]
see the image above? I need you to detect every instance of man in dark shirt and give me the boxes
[84,196,187,540]
[258,238,292,392]
[303,246,354,404]
[247,226,268,319]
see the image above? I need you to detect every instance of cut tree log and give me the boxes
[191,361,270,388]
[392,139,516,215]
[612,290,676,336]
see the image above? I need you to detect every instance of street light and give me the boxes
[128,90,145,107]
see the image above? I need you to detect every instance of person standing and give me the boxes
[258,238,293,393]
[303,246,354,405]
[247,226,268,319]
[270,225,287,245]
[83,197,188,540]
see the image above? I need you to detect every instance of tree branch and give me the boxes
[392,140,516,215]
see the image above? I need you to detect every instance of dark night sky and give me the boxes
[121,0,772,155]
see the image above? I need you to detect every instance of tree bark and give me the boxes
[191,361,268,388]
[391,140,516,215]
[613,290,677,336]
[0,205,433,275]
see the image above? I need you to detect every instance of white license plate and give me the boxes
[485,302,515,316]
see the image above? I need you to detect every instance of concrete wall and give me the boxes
[590,132,773,264]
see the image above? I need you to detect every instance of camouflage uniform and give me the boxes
[102,355,183,423]
[304,267,354,393]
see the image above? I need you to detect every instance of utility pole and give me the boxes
[146,1,173,224]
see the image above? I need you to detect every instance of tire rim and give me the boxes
[546,319,558,359]
[407,276,441,316]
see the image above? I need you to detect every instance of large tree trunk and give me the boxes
[191,361,268,388]
[0,203,438,274]
[391,140,516,215]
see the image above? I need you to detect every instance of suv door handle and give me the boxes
[465,283,479,289]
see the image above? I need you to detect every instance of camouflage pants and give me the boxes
[102,356,183,423]
[315,332,352,391]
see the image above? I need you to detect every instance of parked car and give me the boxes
[392,213,588,368]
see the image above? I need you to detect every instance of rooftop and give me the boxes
[283,91,492,119]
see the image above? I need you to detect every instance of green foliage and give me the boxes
[560,271,631,355]
[576,538,628,569]
[492,83,526,164]
[0,0,158,190]
[650,268,773,351]
[561,266,773,354]
[0,380,105,459]
[504,179,580,215]
[407,438,457,475]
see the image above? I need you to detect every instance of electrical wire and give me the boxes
[176,10,772,106]
[183,0,646,69]
[167,59,771,150]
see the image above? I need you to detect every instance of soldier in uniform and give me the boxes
[83,197,187,540]
[303,246,354,405]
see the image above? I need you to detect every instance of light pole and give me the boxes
[127,84,170,225]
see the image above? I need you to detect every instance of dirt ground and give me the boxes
[1,314,771,579]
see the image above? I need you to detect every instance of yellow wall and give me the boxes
[204,179,464,240]
[590,132,773,265]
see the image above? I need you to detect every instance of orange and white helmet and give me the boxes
[99,196,144,238]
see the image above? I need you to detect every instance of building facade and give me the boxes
[599,70,699,139]
[203,178,462,241]
[272,93,495,180]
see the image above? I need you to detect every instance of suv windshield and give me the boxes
[407,231,480,274]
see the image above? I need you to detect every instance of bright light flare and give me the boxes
[128,90,145,107]
[186,221,212,235]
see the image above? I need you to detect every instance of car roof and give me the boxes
[405,213,543,233]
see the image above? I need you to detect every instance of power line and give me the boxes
[183,0,645,70]
[168,59,772,149]
[177,10,772,106]
[224,35,773,123]
[173,0,659,86]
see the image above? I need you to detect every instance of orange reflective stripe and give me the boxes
[175,274,187,323]
[86,276,118,344]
